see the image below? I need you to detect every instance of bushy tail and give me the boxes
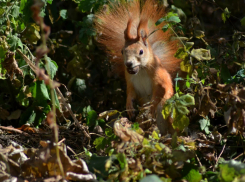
[94,0,181,76]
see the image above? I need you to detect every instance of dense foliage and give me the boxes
[1,0,245,181]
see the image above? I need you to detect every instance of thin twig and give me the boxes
[233,153,244,160]
[55,87,91,139]
[0,126,30,136]
[215,144,226,169]
[195,154,202,167]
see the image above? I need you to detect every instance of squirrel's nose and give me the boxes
[125,62,133,67]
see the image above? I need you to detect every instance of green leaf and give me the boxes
[184,169,202,182]
[168,15,181,23]
[185,42,194,50]
[86,110,98,127]
[172,109,190,130]
[78,14,96,44]
[20,0,33,22]
[155,17,166,26]
[199,118,210,131]
[88,155,109,178]
[93,137,106,151]
[45,57,58,79]
[16,86,30,107]
[176,105,189,115]
[30,80,50,102]
[60,9,67,19]
[53,89,60,109]
[20,106,36,125]
[83,147,92,158]
[47,0,53,4]
[194,30,205,39]
[162,24,169,32]
[171,132,178,148]
[117,153,127,170]
[241,17,245,27]
[221,64,231,83]
[105,128,114,137]
[131,122,139,130]
[221,12,226,23]
[11,5,20,18]
[152,130,160,140]
[174,47,189,60]
[140,175,162,182]
[221,8,230,23]
[72,78,87,95]
[179,94,195,106]
[7,35,23,51]
[219,164,236,182]
[162,102,173,120]
[180,59,193,74]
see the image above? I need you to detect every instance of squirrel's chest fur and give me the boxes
[130,69,152,103]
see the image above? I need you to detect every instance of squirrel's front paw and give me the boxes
[126,102,135,120]
[150,105,157,117]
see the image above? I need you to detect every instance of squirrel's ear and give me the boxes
[140,29,148,46]
[125,18,134,41]
[137,19,149,46]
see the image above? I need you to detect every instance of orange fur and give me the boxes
[95,0,181,134]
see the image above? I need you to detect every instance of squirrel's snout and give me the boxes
[125,61,133,68]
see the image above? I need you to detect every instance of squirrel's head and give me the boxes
[122,18,153,75]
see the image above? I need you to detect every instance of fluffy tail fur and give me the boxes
[94,0,180,76]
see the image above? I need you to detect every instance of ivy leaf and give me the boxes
[199,118,210,134]
[176,105,189,115]
[241,17,245,27]
[86,110,98,127]
[60,9,67,19]
[221,8,230,23]
[162,24,169,32]
[11,5,20,18]
[20,0,33,22]
[180,59,193,74]
[172,109,190,131]
[221,64,231,83]
[140,175,162,182]
[194,30,205,39]
[179,94,195,106]
[19,107,34,125]
[168,15,181,23]
[162,102,173,120]
[184,169,202,182]
[47,0,53,4]
[93,137,106,151]
[152,130,160,140]
[7,35,23,51]
[221,12,227,23]
[155,17,166,26]
[219,164,236,181]
[174,47,189,60]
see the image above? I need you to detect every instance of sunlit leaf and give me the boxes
[190,48,211,61]
[179,94,195,106]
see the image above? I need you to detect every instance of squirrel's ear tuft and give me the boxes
[124,18,134,41]
[140,29,148,46]
[137,19,149,46]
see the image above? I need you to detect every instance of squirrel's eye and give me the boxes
[139,49,143,55]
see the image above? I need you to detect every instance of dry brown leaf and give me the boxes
[114,118,144,143]
[2,51,23,80]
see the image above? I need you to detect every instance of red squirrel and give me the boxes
[95,0,181,134]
